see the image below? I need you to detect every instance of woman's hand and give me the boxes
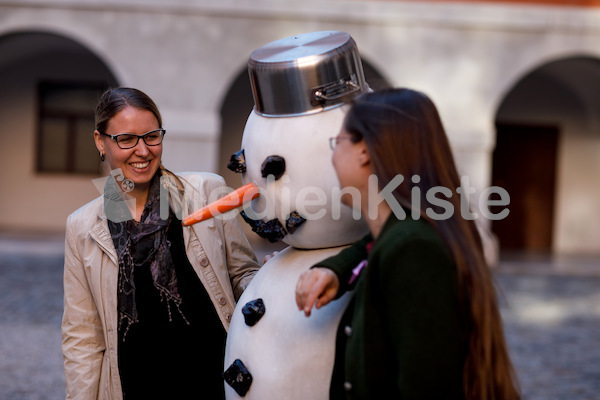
[263,251,279,265]
[295,268,340,317]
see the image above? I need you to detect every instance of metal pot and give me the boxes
[248,31,368,117]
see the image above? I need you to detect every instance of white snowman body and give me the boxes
[225,246,352,399]
[223,108,368,399]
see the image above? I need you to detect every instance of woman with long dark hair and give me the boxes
[296,88,520,399]
[62,87,259,399]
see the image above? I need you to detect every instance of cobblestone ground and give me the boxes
[0,238,598,400]
[0,242,65,400]
[496,272,600,400]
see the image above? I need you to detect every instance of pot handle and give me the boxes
[312,74,362,103]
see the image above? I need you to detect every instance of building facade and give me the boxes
[1,0,599,254]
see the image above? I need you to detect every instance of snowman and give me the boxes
[221,31,370,399]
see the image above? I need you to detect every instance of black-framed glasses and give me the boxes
[329,136,353,151]
[100,129,166,149]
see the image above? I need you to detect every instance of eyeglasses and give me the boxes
[100,129,166,149]
[329,136,353,151]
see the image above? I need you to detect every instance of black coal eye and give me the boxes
[227,149,246,173]
[260,155,286,180]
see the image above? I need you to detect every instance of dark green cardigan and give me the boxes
[316,214,466,399]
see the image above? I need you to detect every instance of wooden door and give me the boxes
[491,123,559,251]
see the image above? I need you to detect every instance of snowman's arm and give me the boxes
[183,172,261,301]
[221,214,261,300]
[312,233,372,296]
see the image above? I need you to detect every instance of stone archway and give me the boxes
[0,31,119,232]
[492,56,600,254]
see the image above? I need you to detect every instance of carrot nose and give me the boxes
[182,182,260,226]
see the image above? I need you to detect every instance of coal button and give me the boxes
[242,298,266,327]
[223,359,253,396]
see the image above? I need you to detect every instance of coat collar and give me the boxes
[85,172,205,267]
[89,197,118,266]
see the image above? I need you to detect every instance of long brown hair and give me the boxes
[344,88,520,400]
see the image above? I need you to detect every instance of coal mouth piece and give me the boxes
[240,210,306,242]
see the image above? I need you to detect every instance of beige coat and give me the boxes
[62,172,260,400]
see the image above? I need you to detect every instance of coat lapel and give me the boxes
[89,199,118,266]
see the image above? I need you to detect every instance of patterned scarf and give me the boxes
[104,172,187,339]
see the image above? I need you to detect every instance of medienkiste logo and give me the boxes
[93,170,510,224]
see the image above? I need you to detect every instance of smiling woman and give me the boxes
[62,87,260,400]
[93,88,165,218]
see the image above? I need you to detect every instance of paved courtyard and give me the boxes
[0,234,598,400]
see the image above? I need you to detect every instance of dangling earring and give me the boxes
[100,152,105,162]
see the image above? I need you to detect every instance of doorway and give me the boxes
[491,123,559,251]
